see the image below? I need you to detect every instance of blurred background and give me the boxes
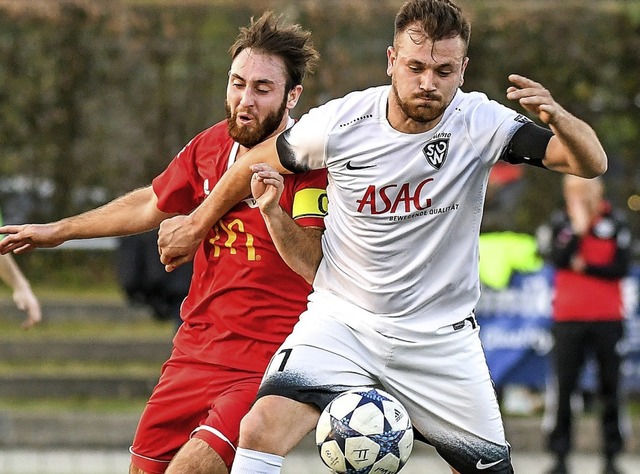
[0,0,639,238]
[0,0,639,472]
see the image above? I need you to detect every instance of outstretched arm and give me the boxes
[0,186,171,255]
[158,136,287,271]
[506,74,607,178]
[0,253,42,329]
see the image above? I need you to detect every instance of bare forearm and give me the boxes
[0,253,41,328]
[158,136,290,270]
[189,137,286,238]
[545,110,607,178]
[55,187,169,240]
[505,75,607,178]
[262,207,323,284]
[0,254,29,290]
[0,186,171,255]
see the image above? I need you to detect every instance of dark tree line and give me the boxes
[1,0,638,235]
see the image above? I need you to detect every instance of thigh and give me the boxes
[192,373,262,468]
[590,321,624,387]
[131,349,204,468]
[590,321,623,364]
[131,348,261,471]
[239,394,321,457]
[551,322,587,390]
[552,322,587,367]
[385,318,513,473]
[258,311,382,411]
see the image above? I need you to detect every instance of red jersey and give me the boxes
[152,121,327,372]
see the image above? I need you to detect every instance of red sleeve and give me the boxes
[152,135,202,215]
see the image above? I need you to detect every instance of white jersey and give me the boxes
[285,86,528,330]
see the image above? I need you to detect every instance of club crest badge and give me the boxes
[422,138,449,170]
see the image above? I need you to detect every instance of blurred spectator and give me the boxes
[537,175,632,474]
[116,229,192,328]
[0,207,41,329]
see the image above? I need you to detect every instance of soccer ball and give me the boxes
[316,388,414,474]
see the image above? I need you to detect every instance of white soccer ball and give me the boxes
[316,388,414,474]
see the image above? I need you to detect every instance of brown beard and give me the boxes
[390,79,446,125]
[226,95,288,148]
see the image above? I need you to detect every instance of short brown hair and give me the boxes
[229,11,319,92]
[394,0,471,52]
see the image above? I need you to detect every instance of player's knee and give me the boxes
[238,404,273,448]
[239,396,305,450]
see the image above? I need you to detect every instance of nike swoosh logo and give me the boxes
[346,160,376,170]
[476,459,504,470]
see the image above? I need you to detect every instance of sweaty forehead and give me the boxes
[230,49,287,84]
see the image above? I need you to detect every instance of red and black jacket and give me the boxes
[541,202,632,322]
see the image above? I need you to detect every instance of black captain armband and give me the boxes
[500,122,553,168]
[276,130,310,173]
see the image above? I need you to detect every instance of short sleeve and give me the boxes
[280,103,336,171]
[152,137,202,215]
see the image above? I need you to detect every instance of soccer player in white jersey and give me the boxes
[156,1,607,473]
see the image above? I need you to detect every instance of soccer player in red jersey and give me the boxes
[0,12,326,474]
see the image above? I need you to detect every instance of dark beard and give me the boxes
[226,96,288,148]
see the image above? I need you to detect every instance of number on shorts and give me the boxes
[274,348,292,372]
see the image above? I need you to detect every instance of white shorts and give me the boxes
[259,290,513,473]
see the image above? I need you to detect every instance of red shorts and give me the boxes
[129,347,262,473]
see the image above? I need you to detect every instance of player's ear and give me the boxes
[286,85,303,110]
[386,46,396,77]
[460,57,469,86]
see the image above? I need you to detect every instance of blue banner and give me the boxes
[476,265,640,392]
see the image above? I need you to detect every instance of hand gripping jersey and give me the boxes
[152,120,327,372]
[281,86,527,331]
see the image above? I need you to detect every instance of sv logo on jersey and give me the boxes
[422,138,449,170]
